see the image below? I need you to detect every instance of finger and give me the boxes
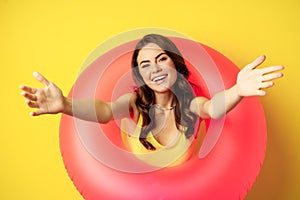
[257,90,266,96]
[19,85,37,94]
[30,109,45,116]
[260,81,274,89]
[33,72,50,86]
[25,99,39,108]
[259,65,284,75]
[244,55,266,71]
[21,91,37,101]
[262,72,283,81]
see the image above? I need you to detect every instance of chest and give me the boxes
[151,111,180,146]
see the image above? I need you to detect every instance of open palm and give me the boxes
[237,55,284,96]
[20,72,64,116]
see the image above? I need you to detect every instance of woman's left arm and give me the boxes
[190,55,284,119]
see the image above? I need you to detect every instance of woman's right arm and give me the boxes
[20,72,133,123]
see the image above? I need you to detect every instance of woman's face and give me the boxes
[136,43,177,93]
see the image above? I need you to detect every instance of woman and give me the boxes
[20,34,284,165]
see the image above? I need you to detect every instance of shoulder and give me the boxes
[114,92,137,105]
[128,92,139,123]
[128,92,137,108]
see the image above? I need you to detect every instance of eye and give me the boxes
[141,63,150,68]
[158,56,168,62]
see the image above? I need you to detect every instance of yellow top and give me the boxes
[121,115,195,167]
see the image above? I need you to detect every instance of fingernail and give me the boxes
[280,73,284,78]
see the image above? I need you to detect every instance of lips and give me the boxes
[151,74,167,82]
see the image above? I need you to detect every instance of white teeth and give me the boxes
[152,75,167,82]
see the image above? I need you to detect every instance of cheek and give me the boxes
[166,66,178,80]
[138,69,150,83]
[169,71,178,86]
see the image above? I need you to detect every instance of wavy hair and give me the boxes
[131,34,198,150]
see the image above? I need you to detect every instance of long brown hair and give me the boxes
[131,34,198,150]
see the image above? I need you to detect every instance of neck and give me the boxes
[154,91,175,109]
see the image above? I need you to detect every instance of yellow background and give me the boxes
[1,0,299,199]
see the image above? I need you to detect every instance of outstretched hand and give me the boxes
[236,55,284,96]
[20,72,65,116]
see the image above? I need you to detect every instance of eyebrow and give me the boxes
[139,52,167,66]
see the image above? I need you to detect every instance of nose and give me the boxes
[151,64,162,74]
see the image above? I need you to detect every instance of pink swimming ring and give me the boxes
[59,37,266,199]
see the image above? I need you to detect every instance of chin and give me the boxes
[151,85,173,93]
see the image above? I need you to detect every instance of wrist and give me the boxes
[62,97,73,115]
[232,84,244,100]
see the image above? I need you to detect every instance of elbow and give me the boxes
[97,111,113,124]
[210,113,225,120]
[98,118,111,124]
[96,102,113,124]
[207,107,225,120]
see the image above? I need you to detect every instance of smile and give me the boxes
[151,75,167,82]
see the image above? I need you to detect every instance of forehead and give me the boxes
[137,43,165,62]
